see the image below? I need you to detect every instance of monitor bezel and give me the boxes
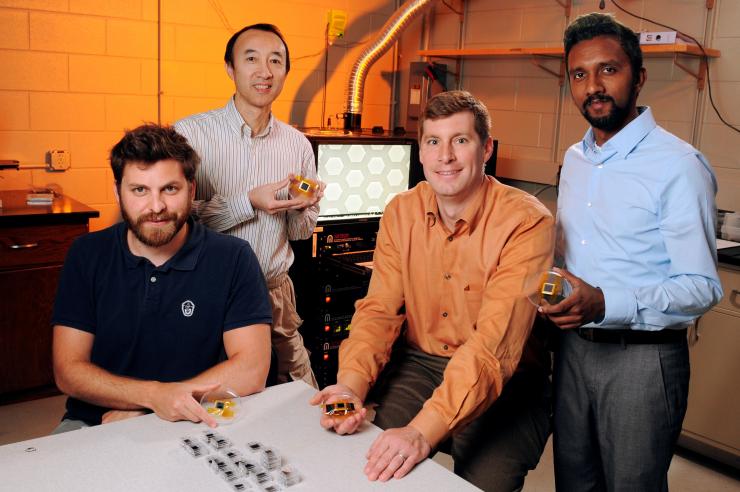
[306,135,423,221]
[307,135,424,191]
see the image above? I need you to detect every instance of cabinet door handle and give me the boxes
[9,242,39,249]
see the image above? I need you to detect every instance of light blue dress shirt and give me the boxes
[558,106,723,330]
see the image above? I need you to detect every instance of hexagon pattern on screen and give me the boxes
[317,144,411,219]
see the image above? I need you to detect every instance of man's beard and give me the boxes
[581,88,636,132]
[121,203,190,248]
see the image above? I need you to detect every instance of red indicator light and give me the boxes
[325,296,331,303]
[324,325,330,332]
[323,353,329,361]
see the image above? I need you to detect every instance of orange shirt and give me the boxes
[338,177,554,446]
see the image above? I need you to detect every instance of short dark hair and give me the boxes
[564,13,642,83]
[419,90,491,144]
[110,124,199,186]
[224,23,290,73]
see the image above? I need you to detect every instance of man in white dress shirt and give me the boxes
[176,23,323,387]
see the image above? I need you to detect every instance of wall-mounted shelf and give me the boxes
[419,44,720,89]
[419,44,719,58]
[548,0,715,16]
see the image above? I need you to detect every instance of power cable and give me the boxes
[441,0,463,16]
[322,24,329,128]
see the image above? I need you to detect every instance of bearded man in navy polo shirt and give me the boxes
[51,124,272,433]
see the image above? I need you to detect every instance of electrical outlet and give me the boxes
[47,150,71,171]
[327,9,348,44]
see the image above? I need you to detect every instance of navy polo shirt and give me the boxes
[52,219,272,425]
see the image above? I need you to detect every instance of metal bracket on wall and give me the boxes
[529,56,566,86]
[554,0,571,17]
[673,54,708,90]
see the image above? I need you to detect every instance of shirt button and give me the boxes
[447,236,453,242]
[444,273,451,280]
[587,202,592,207]
[443,344,449,350]
[442,312,448,318]
[150,276,157,283]
[597,164,604,169]
[580,239,587,245]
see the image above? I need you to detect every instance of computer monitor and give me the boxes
[305,134,422,222]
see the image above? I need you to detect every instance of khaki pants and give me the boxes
[267,275,317,388]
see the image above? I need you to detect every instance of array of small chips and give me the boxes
[180,437,204,457]
[203,431,231,450]
[260,447,281,471]
[180,433,302,490]
[278,465,301,488]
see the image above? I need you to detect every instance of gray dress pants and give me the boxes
[553,329,689,492]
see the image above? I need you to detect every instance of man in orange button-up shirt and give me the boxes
[311,91,554,490]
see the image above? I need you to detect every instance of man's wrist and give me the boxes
[138,380,160,410]
[336,371,371,403]
[409,408,449,449]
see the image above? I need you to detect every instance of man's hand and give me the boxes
[309,384,367,435]
[248,177,308,214]
[288,173,325,210]
[147,381,221,427]
[101,409,148,424]
[364,425,431,482]
[539,267,605,329]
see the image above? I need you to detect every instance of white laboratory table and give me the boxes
[0,381,480,491]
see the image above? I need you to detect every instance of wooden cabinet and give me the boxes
[680,265,740,469]
[0,190,98,401]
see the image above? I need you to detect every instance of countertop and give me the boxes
[718,239,740,268]
[0,190,99,227]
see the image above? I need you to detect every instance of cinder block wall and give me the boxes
[0,0,397,230]
[397,0,740,212]
[2,0,738,226]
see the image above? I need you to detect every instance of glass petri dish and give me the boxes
[525,270,572,307]
[200,386,242,425]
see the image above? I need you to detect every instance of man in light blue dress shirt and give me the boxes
[540,13,723,492]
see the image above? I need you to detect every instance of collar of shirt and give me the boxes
[421,176,492,236]
[581,106,656,165]
[225,96,275,139]
[119,217,205,272]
